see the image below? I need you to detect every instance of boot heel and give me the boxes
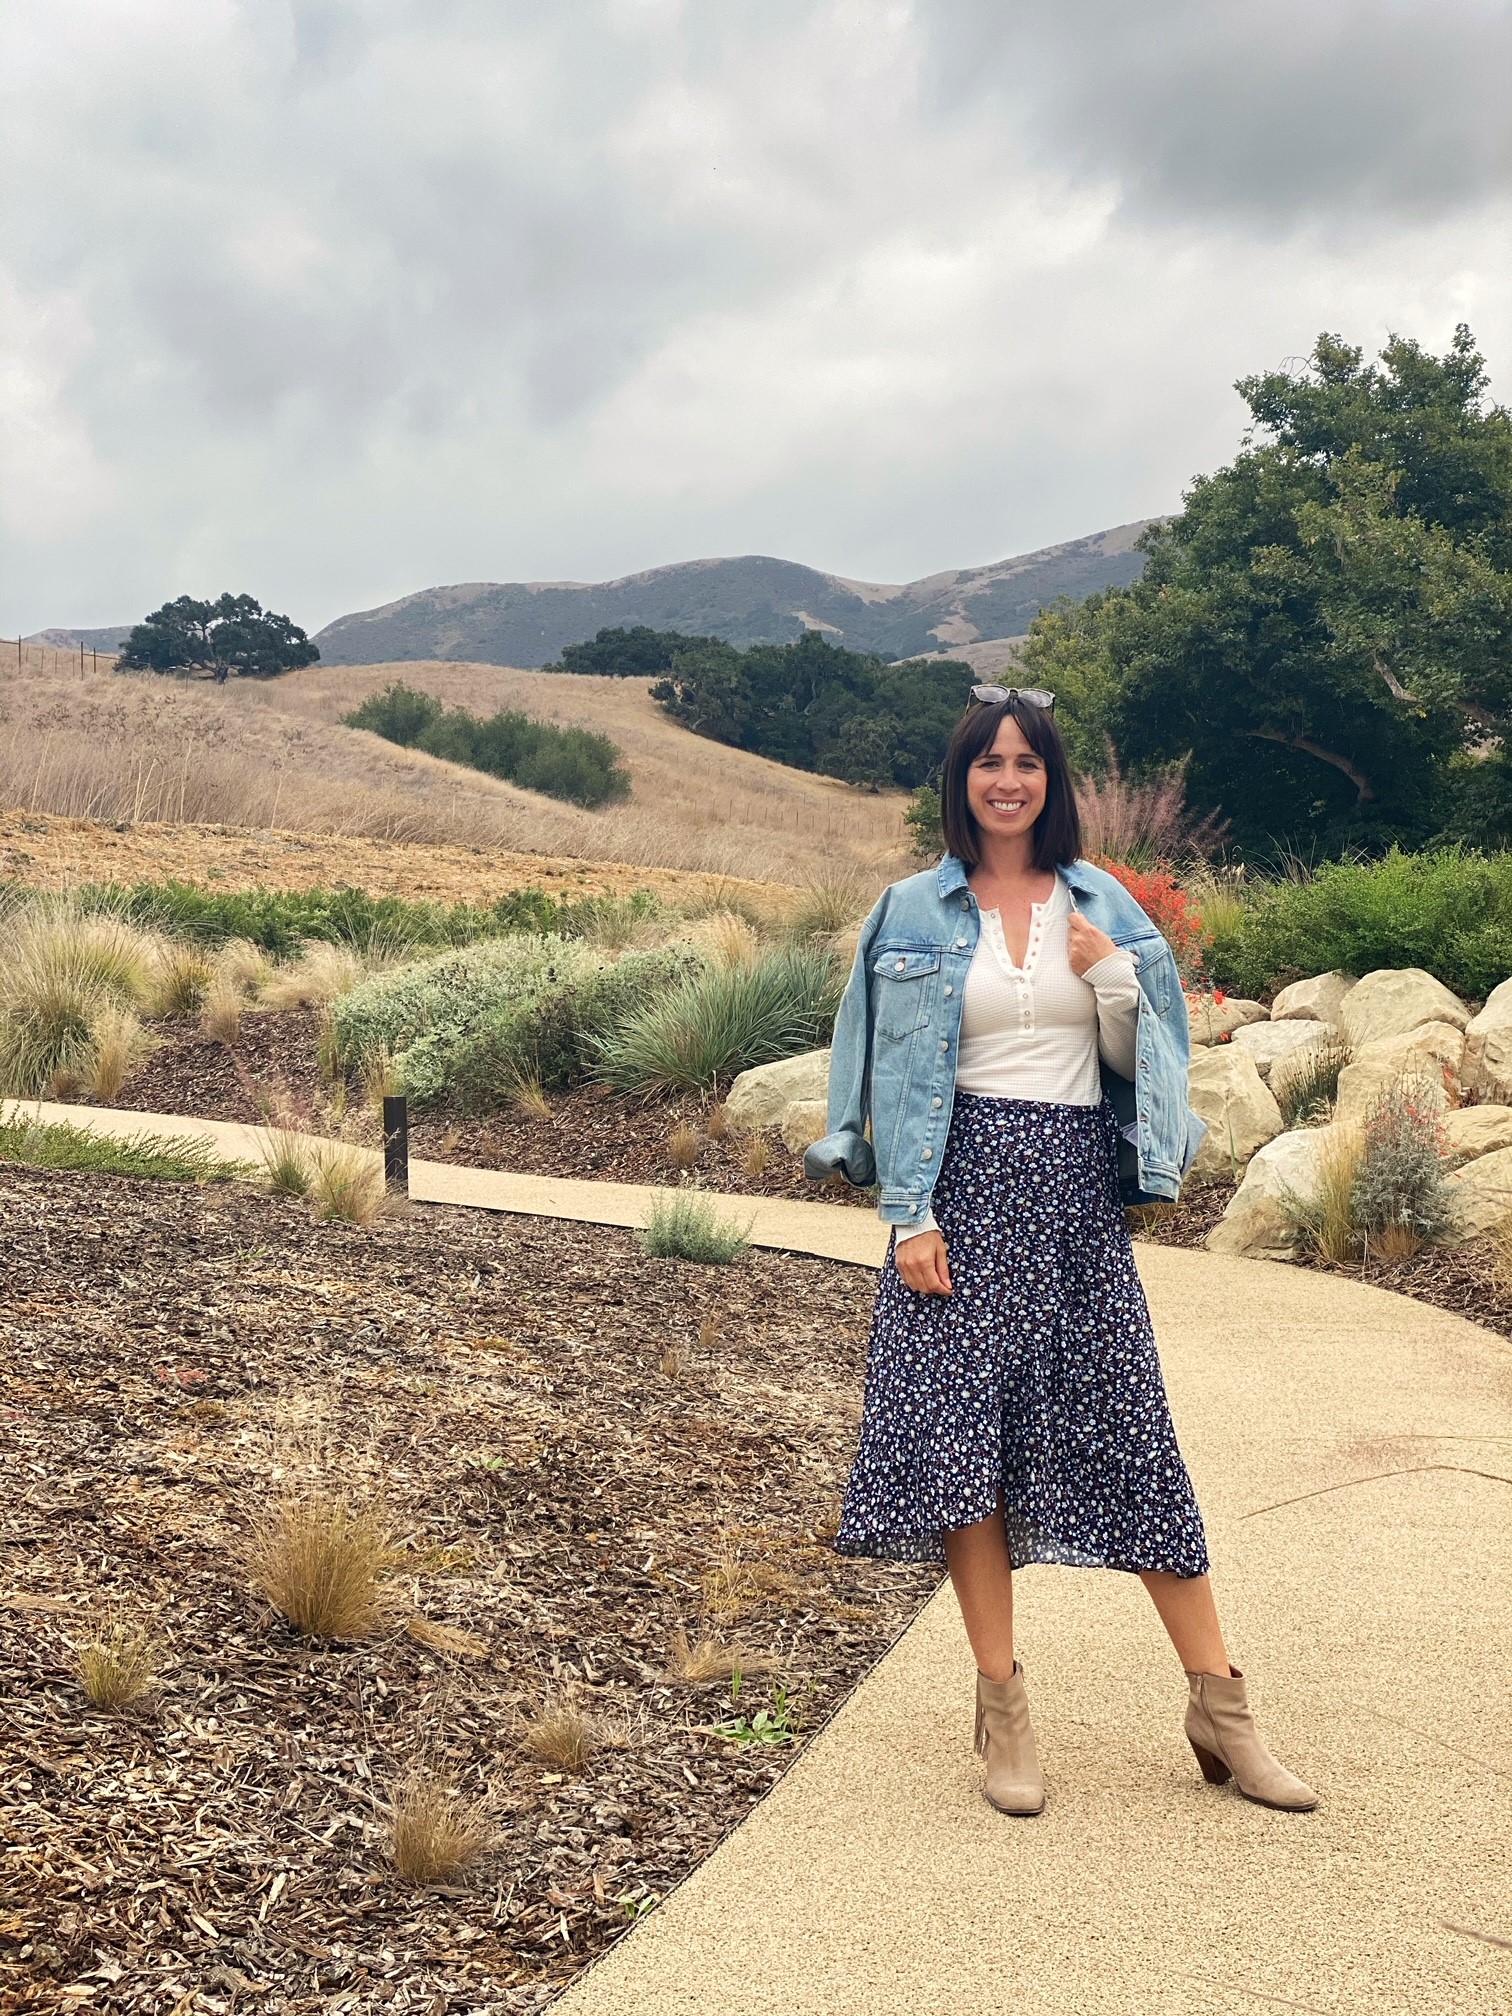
[1189,1739,1232,1786]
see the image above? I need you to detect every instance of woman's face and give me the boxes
[965,713,1049,845]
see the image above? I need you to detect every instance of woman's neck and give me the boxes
[968,831,1048,891]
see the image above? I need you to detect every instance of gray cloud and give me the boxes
[925,0,1512,226]
[1,0,1509,633]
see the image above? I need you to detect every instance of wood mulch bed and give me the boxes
[75,1009,873,1209]
[0,1168,935,2013]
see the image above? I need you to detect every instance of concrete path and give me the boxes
[9,1099,1511,2010]
[0,1099,888,1264]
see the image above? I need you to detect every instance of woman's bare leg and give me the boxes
[943,1495,1016,1681]
[1140,1571,1230,1675]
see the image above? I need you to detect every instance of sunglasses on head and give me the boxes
[970,683,1055,713]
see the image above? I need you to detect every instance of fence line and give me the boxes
[4,638,118,681]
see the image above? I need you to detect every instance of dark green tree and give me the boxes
[118,593,319,682]
[1024,326,1512,853]
[553,626,693,677]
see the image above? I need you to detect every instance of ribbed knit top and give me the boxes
[895,879,1142,1243]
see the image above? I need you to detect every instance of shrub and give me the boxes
[0,1116,236,1182]
[244,1487,391,1639]
[70,878,619,957]
[389,1766,493,1886]
[1088,859,1209,984]
[1349,1081,1458,1257]
[591,943,842,1093]
[344,682,632,809]
[638,1189,752,1264]
[1205,848,1512,1001]
[904,782,943,860]
[784,874,867,944]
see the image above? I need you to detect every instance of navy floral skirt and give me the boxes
[836,1093,1209,1576]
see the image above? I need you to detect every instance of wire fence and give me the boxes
[5,638,119,681]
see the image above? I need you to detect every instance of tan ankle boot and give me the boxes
[1185,1666,1317,1811]
[974,1663,1045,1816]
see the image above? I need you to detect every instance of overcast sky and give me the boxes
[4,0,1510,634]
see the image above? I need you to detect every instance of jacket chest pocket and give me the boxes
[872,948,941,1040]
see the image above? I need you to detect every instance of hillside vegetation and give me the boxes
[0,650,912,883]
[309,524,1150,668]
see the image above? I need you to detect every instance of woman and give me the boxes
[805,687,1315,1818]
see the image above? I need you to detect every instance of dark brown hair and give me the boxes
[939,697,1083,869]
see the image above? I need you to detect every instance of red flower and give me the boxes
[1212,988,1227,1005]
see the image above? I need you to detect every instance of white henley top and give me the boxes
[893,878,1141,1246]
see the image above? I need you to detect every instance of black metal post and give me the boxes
[382,1095,409,1196]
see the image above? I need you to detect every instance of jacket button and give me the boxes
[955,938,967,949]
[932,1096,942,1109]
[943,984,953,997]
[938,1038,949,1051]
[895,957,906,970]
[921,1147,933,1160]
[960,899,969,911]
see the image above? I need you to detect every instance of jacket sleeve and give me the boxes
[803,894,885,1189]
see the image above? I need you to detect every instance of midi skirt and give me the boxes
[835,1092,1209,1576]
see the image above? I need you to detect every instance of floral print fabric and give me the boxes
[835,1092,1210,1576]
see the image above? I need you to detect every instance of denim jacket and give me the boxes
[803,854,1205,1224]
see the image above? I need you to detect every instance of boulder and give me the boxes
[1340,968,1469,1048]
[1230,1019,1334,1081]
[1461,977,1512,1105]
[1443,1145,1512,1243]
[1206,1122,1358,1260]
[1270,971,1358,1024]
[1186,1046,1283,1186]
[779,1099,830,1155]
[1332,1021,1465,1126]
[1441,1105,1512,1163]
[725,1048,831,1134]
[1187,994,1268,1045]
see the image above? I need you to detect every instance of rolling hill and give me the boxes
[310,522,1151,669]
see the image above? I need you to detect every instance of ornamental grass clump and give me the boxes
[590,943,841,1094]
[389,1765,493,1887]
[1271,1034,1351,1129]
[76,1606,160,1712]
[244,1485,392,1641]
[0,900,162,1096]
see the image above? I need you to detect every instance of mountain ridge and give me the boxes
[311,521,1152,669]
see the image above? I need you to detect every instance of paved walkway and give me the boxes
[9,1100,1512,2011]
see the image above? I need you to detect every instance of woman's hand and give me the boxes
[895,1229,953,1296]
[1067,911,1118,977]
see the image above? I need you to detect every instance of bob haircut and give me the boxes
[939,696,1083,871]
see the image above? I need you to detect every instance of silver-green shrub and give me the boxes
[1349,1079,1459,1250]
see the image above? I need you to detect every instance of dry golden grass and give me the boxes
[198,977,243,1045]
[388,1765,493,1887]
[214,937,272,998]
[705,1101,729,1141]
[697,1310,723,1351]
[308,1141,388,1226]
[811,1496,843,1543]
[659,1340,690,1379]
[149,940,213,1016]
[500,1059,551,1120]
[667,1119,702,1170]
[741,1134,772,1180]
[244,1486,392,1640]
[665,1625,768,1683]
[700,1535,806,1623]
[260,941,369,1010]
[0,654,912,883]
[75,1606,159,1711]
[1307,1126,1366,1265]
[85,1005,152,1100]
[405,1614,490,1660]
[522,1696,594,1773]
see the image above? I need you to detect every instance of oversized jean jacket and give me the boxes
[803,854,1205,1226]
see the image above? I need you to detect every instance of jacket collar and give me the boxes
[936,854,1096,900]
